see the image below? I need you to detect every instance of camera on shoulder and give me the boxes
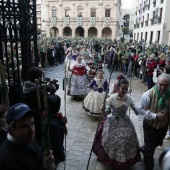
[45,78,59,94]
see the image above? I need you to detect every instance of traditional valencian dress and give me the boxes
[67,62,87,97]
[92,93,141,169]
[83,77,107,116]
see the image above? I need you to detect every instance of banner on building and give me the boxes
[90,17,95,25]
[51,17,57,26]
[77,17,82,26]
[64,17,70,26]
[104,17,110,26]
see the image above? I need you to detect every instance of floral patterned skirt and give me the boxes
[92,116,141,169]
[68,74,87,96]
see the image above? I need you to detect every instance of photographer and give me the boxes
[22,67,44,145]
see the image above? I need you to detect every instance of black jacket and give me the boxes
[0,139,43,170]
[22,81,44,144]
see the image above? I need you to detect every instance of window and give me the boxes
[77,5,84,17]
[145,32,148,42]
[37,5,41,11]
[150,31,153,44]
[137,33,139,42]
[105,9,110,17]
[91,9,96,17]
[37,12,41,17]
[160,0,164,3]
[134,33,136,40]
[65,9,70,17]
[157,31,160,42]
[51,6,57,18]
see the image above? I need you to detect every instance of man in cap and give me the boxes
[0,103,55,170]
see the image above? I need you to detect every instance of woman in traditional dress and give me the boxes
[83,70,107,116]
[92,78,141,169]
[108,74,125,96]
[67,55,87,97]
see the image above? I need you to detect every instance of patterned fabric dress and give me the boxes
[68,62,87,97]
[83,78,107,116]
[92,93,141,169]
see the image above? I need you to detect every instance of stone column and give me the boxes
[45,2,50,37]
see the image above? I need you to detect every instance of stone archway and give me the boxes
[63,27,72,37]
[88,27,97,37]
[102,27,112,38]
[50,27,59,38]
[75,27,84,37]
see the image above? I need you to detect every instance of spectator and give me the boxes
[146,54,157,89]
[0,103,55,170]
[22,67,44,145]
[40,47,46,68]
[138,74,170,170]
[47,95,67,167]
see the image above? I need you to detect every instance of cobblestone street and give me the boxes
[45,65,170,170]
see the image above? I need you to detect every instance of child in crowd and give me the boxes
[47,95,67,166]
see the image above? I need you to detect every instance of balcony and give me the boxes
[157,17,162,23]
[150,18,154,25]
[145,20,148,26]
[153,0,156,7]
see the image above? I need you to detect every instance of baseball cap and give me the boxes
[6,103,35,125]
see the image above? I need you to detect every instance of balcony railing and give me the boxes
[157,18,162,23]
[145,20,148,26]
[150,18,154,25]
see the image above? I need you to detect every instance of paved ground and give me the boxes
[45,64,170,170]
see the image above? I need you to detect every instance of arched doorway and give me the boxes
[75,27,84,37]
[88,27,97,37]
[50,27,59,38]
[63,27,72,37]
[102,27,112,38]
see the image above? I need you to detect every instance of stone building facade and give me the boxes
[45,0,121,39]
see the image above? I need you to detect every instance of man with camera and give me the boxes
[138,73,170,170]
[22,67,44,145]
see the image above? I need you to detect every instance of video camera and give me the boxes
[44,78,59,94]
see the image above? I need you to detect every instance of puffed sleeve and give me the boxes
[105,95,113,114]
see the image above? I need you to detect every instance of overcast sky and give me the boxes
[121,0,134,9]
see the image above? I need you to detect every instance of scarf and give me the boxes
[154,85,170,109]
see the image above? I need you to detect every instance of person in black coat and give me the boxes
[0,103,55,170]
[47,95,67,166]
[40,47,46,68]
[22,67,44,145]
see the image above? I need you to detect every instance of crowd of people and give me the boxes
[1,37,170,170]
